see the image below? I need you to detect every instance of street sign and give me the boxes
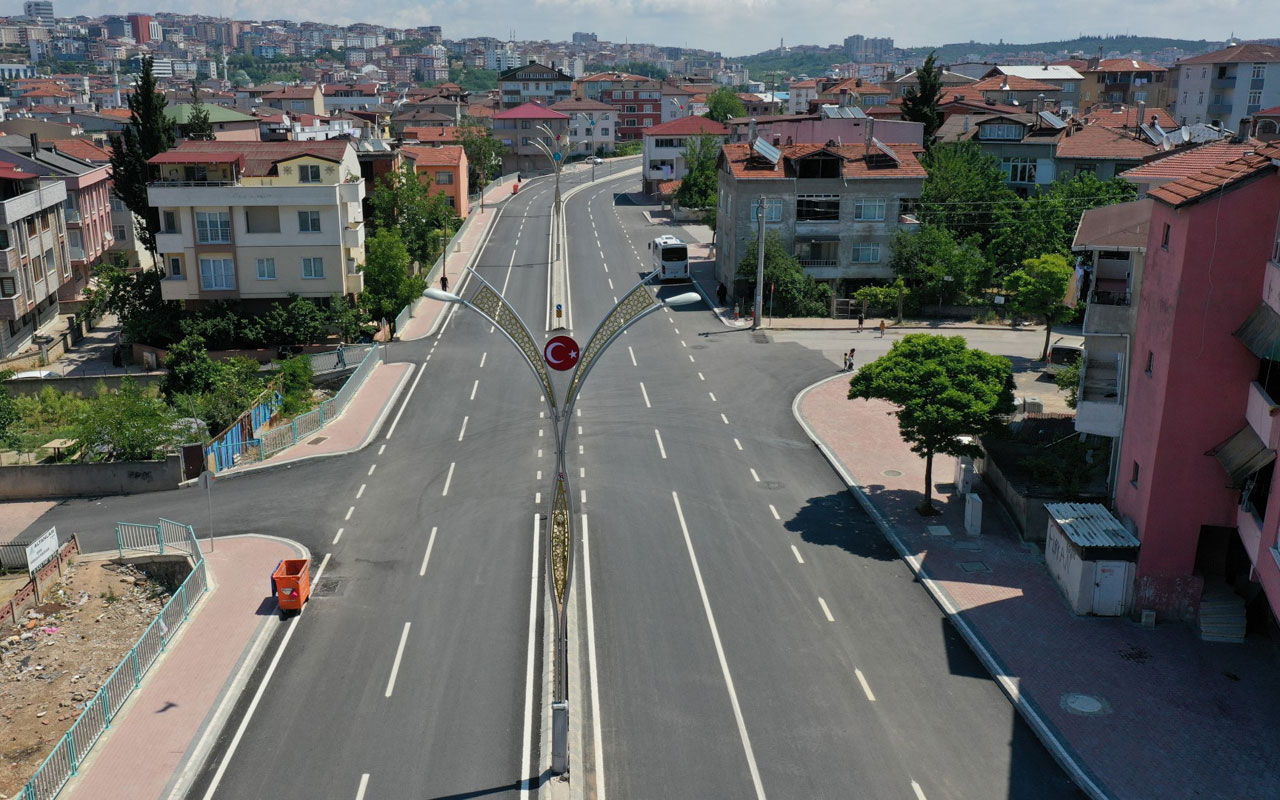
[543,335,580,371]
[553,151,562,162]
[25,527,57,576]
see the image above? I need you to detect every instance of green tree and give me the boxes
[900,50,943,142]
[328,295,371,343]
[735,232,832,318]
[278,355,315,415]
[74,378,180,462]
[183,79,214,141]
[889,225,988,308]
[82,255,182,345]
[108,57,174,260]
[457,127,507,189]
[361,229,425,324]
[1055,359,1081,409]
[674,134,720,209]
[705,86,747,123]
[848,334,1015,512]
[1004,253,1075,360]
[918,141,1018,250]
[162,334,219,397]
[0,369,18,447]
[369,162,457,268]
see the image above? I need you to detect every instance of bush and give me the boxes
[278,355,315,416]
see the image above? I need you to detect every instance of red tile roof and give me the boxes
[548,97,615,113]
[972,75,1062,92]
[402,144,464,167]
[0,161,33,181]
[657,178,682,196]
[721,141,926,181]
[492,102,569,121]
[642,116,728,136]
[1177,43,1280,64]
[1091,58,1165,73]
[1147,143,1279,207]
[1256,105,1280,116]
[48,138,112,163]
[822,78,890,96]
[96,108,134,120]
[153,140,350,176]
[1055,125,1158,160]
[1122,139,1270,181]
[262,86,319,100]
[1081,106,1178,130]
[404,125,483,142]
[578,72,654,83]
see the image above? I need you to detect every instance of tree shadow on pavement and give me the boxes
[784,490,897,562]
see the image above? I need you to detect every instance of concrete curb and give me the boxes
[789,374,1111,800]
[766,323,1041,333]
[203,361,413,481]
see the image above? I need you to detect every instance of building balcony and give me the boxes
[345,260,363,294]
[1075,354,1124,437]
[1207,103,1234,117]
[0,181,67,225]
[342,225,364,249]
[154,232,184,253]
[69,244,86,262]
[0,292,24,321]
[339,181,364,204]
[148,182,348,209]
[1083,294,1134,335]
[1246,380,1280,450]
[1210,77,1237,90]
[64,207,82,224]
[798,259,839,268]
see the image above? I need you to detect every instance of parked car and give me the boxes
[8,369,59,379]
[1044,341,1083,374]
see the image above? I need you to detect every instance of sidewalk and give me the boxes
[795,375,1280,800]
[62,534,304,800]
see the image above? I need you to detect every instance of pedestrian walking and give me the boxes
[857,310,864,331]
[716,282,727,307]
[878,319,887,338]
[440,274,449,292]
[844,348,856,371]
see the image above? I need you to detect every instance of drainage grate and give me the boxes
[927,525,952,537]
[307,436,329,446]
[957,561,990,573]
[951,541,982,551]
[751,332,769,344]
[311,577,346,597]
[1060,693,1111,716]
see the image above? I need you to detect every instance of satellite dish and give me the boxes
[1181,128,1191,143]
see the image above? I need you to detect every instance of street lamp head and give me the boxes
[663,292,703,308]
[423,287,463,303]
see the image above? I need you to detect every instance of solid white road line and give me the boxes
[856,668,877,702]
[520,515,541,796]
[750,468,760,483]
[911,779,927,800]
[709,392,718,402]
[458,415,470,441]
[818,597,835,622]
[442,462,455,496]
[582,513,606,800]
[654,429,668,459]
[378,444,385,456]
[356,483,366,500]
[470,379,479,400]
[345,506,355,521]
[384,622,411,698]
[640,382,651,408]
[628,346,637,366]
[419,526,438,577]
[367,464,376,476]
[479,352,487,368]
[769,504,780,520]
[671,492,767,800]
[355,773,370,800]
[384,362,427,440]
[721,413,730,424]
[791,545,804,564]
[333,527,344,545]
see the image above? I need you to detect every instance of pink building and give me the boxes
[1115,142,1280,635]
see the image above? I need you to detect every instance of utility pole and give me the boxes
[753,195,765,329]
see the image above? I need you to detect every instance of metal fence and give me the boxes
[309,344,374,374]
[23,520,207,800]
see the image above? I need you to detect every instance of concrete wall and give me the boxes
[0,454,182,500]
[3,371,164,396]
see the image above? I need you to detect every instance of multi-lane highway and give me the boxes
[19,158,1083,799]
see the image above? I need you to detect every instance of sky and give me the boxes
[68,0,1274,57]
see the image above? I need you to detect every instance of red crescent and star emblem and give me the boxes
[543,335,580,371]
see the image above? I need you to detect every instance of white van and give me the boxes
[649,235,689,281]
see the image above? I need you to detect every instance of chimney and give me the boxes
[1137,100,1146,130]
[963,115,970,133]
[748,117,757,144]
[865,116,874,158]
[1234,118,1250,144]
[29,133,39,160]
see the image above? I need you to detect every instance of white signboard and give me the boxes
[25,526,58,576]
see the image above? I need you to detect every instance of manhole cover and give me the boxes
[307,436,329,446]
[957,561,990,573]
[311,577,346,597]
[762,481,785,490]
[882,469,903,477]
[691,345,708,350]
[952,541,982,551]
[927,525,952,537]
[1060,693,1111,716]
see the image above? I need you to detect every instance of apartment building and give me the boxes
[641,115,728,196]
[1080,59,1169,111]
[980,65,1084,113]
[715,138,926,294]
[146,140,365,309]
[1172,43,1280,130]
[1111,143,1280,634]
[548,97,615,156]
[401,145,468,218]
[491,103,569,174]
[262,85,326,116]
[576,72,662,141]
[788,79,819,114]
[0,162,69,358]
[498,62,573,110]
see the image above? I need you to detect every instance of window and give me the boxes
[1198,91,1204,104]
[899,197,920,216]
[256,258,276,279]
[600,128,609,137]
[195,211,230,243]
[749,197,782,222]
[1145,351,1154,376]
[850,243,881,263]
[1061,82,1075,93]
[302,256,324,279]
[435,171,453,185]
[796,194,840,221]
[1130,461,1140,487]
[110,196,126,212]
[113,224,127,240]
[299,164,322,183]
[199,258,235,290]
[1249,90,1263,106]
[168,256,183,277]
[852,198,886,221]
[0,229,7,250]
[0,275,14,297]
[1003,157,1037,183]
[290,100,305,111]
[1253,63,1266,80]
[654,138,681,148]
[1182,92,1188,105]
[1243,460,1274,521]
[1161,223,1171,250]
[245,207,280,233]
[298,210,322,233]
[1218,66,1229,80]
[625,105,637,113]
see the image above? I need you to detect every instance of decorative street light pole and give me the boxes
[425,273,700,776]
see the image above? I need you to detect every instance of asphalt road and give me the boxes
[15,157,1083,799]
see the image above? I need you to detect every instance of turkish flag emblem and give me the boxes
[544,335,580,371]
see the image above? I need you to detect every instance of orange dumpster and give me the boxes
[272,558,311,617]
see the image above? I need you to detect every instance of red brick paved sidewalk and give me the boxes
[63,535,305,800]
[795,374,1280,800]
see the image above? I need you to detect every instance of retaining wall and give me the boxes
[0,455,182,501]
